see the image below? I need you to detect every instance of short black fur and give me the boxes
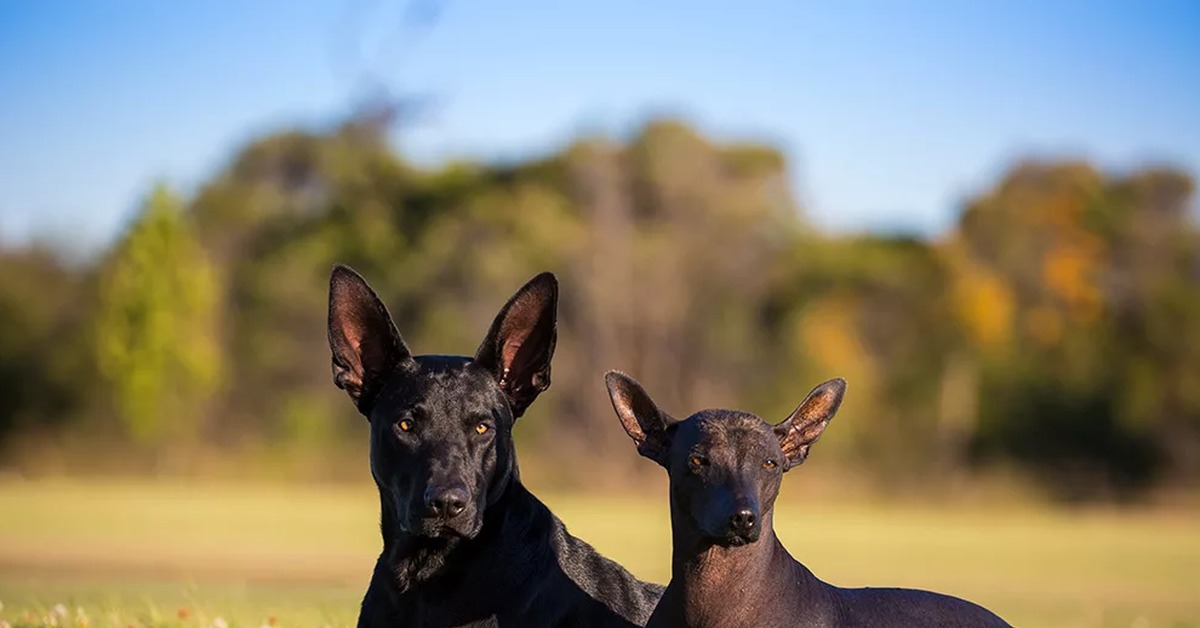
[329,265,662,627]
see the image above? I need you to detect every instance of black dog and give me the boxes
[605,372,1012,628]
[327,266,662,627]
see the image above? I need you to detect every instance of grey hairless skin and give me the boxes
[606,372,1012,628]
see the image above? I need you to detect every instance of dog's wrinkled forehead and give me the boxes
[684,410,777,454]
[374,355,506,420]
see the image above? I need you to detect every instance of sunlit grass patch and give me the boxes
[1,479,1198,627]
[0,579,361,628]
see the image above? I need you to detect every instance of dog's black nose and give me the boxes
[729,508,757,533]
[425,486,468,518]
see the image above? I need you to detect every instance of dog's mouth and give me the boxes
[403,511,483,540]
[693,512,762,548]
[720,531,760,547]
[703,527,760,547]
[418,520,472,538]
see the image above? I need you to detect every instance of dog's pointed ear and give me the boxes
[328,264,413,416]
[774,378,846,469]
[474,272,558,418]
[605,371,676,467]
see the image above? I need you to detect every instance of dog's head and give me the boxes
[606,372,845,547]
[328,265,557,540]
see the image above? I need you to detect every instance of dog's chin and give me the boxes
[709,530,760,547]
[407,516,482,541]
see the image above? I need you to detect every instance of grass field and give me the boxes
[0,478,1197,627]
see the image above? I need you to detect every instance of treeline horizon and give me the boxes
[2,109,1198,502]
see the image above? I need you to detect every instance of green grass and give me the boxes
[0,479,1197,627]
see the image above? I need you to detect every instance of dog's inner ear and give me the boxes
[328,265,413,415]
[474,272,558,418]
[605,372,675,467]
[774,378,847,469]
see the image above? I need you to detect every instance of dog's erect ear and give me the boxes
[605,371,676,467]
[774,378,846,469]
[328,264,413,415]
[474,272,558,418]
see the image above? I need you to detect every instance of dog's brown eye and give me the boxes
[475,423,489,435]
[688,455,706,467]
[763,459,778,470]
[398,419,412,432]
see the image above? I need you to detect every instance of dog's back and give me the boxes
[833,586,1011,628]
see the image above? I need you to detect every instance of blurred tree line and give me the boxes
[1,112,1197,500]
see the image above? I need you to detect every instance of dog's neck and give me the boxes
[670,506,784,590]
[668,508,821,626]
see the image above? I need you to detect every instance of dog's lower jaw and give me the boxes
[409,518,481,540]
[386,533,461,592]
[719,534,758,547]
[695,527,760,548]
[380,479,514,594]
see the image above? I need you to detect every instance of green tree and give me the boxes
[95,184,221,450]
[0,245,92,449]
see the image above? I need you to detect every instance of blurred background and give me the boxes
[1,1,1198,626]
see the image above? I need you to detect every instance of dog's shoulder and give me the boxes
[522,491,665,625]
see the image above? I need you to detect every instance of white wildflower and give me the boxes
[211,617,229,628]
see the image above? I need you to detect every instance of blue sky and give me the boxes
[1,1,1198,253]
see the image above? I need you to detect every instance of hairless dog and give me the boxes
[606,372,1012,628]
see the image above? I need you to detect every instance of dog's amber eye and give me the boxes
[475,423,489,435]
[763,459,778,470]
[688,455,706,467]
[398,419,412,432]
